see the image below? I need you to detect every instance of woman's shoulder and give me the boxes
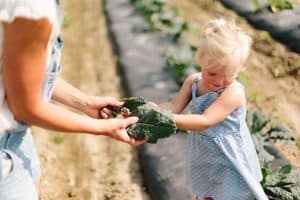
[0,0,58,24]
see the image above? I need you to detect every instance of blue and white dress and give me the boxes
[186,76,268,200]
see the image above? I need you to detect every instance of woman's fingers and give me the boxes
[130,138,146,146]
[87,96,123,108]
[99,108,112,118]
[101,97,123,107]
[122,116,139,127]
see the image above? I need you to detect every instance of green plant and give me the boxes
[249,90,260,104]
[130,0,190,42]
[52,134,64,144]
[237,71,250,86]
[252,0,293,12]
[269,0,293,12]
[111,97,177,143]
[62,14,72,28]
[165,45,199,84]
[150,8,189,42]
[128,105,177,143]
[261,164,300,199]
[247,110,295,164]
[109,97,147,117]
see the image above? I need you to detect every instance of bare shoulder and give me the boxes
[3,17,52,44]
[219,82,246,107]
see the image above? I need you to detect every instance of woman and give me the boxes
[0,0,144,199]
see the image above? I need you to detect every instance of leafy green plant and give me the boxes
[261,164,300,200]
[237,71,250,86]
[252,0,293,12]
[150,8,189,42]
[62,14,72,29]
[128,105,177,143]
[247,110,295,142]
[131,0,190,42]
[247,110,295,163]
[52,134,64,145]
[247,110,299,199]
[110,97,147,117]
[165,45,199,84]
[131,0,167,16]
[269,0,293,12]
[249,90,260,104]
[110,97,177,143]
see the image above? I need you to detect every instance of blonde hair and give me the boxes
[197,18,252,76]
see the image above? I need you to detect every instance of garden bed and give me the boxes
[104,0,300,199]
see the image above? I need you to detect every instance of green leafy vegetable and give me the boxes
[261,164,300,199]
[247,110,295,164]
[111,97,177,143]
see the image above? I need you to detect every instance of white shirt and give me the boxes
[0,0,62,137]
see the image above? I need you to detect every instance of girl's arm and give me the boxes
[2,18,143,145]
[173,85,245,131]
[160,74,196,113]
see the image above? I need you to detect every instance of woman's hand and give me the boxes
[104,117,145,146]
[81,96,124,119]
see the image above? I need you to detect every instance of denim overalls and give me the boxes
[0,35,63,199]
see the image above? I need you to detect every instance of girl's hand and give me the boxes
[106,117,146,146]
[81,96,124,119]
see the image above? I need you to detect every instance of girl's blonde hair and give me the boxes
[197,18,252,76]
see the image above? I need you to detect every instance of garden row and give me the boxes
[104,0,300,199]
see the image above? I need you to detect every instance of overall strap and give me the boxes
[191,74,199,99]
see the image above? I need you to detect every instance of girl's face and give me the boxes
[201,66,237,91]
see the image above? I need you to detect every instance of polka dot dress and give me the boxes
[186,76,268,200]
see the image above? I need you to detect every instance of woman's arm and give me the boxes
[52,78,122,118]
[160,74,196,113]
[173,85,245,131]
[2,18,142,145]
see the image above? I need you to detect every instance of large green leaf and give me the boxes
[111,97,177,143]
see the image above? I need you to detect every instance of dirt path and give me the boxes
[33,0,150,199]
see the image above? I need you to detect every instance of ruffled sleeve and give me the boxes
[0,0,57,24]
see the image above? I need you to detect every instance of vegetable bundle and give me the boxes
[112,97,177,143]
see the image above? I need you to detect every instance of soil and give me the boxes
[32,0,300,199]
[33,0,150,199]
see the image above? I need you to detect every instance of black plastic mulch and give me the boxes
[104,0,192,199]
[220,0,300,53]
[103,0,292,199]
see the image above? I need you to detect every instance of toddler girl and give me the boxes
[160,18,268,200]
